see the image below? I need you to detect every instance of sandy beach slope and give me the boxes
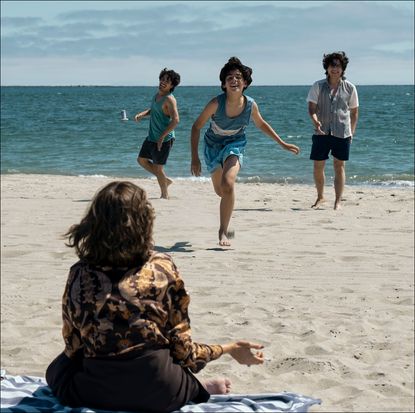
[1,174,414,412]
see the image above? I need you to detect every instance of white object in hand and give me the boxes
[121,110,128,121]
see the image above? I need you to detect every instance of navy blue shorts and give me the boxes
[310,134,351,161]
[138,138,174,165]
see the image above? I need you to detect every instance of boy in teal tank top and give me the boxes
[135,68,180,199]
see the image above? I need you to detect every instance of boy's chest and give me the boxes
[225,101,245,118]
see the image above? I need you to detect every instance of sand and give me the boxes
[1,174,414,412]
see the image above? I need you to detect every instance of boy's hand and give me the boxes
[313,120,325,135]
[191,158,201,176]
[134,113,144,122]
[284,143,300,155]
[157,137,164,151]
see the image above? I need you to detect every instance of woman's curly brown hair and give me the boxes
[65,181,155,268]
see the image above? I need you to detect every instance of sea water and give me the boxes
[1,85,413,186]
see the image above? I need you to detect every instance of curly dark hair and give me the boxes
[159,68,181,92]
[322,51,349,79]
[65,181,155,268]
[219,57,253,92]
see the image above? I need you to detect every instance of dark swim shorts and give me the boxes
[310,134,351,161]
[138,138,174,165]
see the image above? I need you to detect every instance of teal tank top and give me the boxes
[204,93,254,147]
[148,93,175,142]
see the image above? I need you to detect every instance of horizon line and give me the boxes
[1,83,414,87]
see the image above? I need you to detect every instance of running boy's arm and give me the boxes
[190,98,218,176]
[156,95,180,151]
[134,109,151,121]
[251,102,300,155]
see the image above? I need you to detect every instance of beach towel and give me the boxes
[1,370,321,412]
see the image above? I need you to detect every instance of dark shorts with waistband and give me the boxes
[310,134,351,161]
[138,138,174,165]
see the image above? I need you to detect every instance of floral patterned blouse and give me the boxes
[62,252,223,373]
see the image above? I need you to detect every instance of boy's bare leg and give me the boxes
[211,167,224,197]
[333,157,345,210]
[153,164,172,199]
[137,157,172,199]
[211,156,240,246]
[312,160,326,208]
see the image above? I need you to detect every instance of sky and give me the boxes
[1,1,414,86]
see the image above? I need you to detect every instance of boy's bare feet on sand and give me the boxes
[311,197,325,209]
[202,377,232,394]
[218,229,234,247]
[160,177,173,199]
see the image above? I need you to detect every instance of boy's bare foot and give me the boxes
[160,177,173,199]
[202,377,232,395]
[218,229,233,247]
[311,197,325,208]
[334,200,342,210]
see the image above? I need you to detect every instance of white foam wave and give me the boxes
[377,180,414,187]
[175,176,211,182]
[78,174,108,178]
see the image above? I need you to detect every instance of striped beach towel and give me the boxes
[1,370,321,412]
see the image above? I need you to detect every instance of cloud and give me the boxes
[1,16,43,27]
[2,2,412,58]
[373,41,414,53]
[1,1,413,85]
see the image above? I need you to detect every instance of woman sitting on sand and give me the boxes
[46,181,264,413]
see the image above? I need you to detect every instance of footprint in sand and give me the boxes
[373,382,412,397]
[272,357,336,374]
[366,372,386,380]
[2,250,32,258]
[304,345,330,356]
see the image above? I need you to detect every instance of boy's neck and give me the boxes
[158,89,170,97]
[327,76,341,87]
[226,92,244,103]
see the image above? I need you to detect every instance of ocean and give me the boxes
[1,85,414,186]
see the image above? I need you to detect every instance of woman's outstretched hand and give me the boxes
[221,341,265,366]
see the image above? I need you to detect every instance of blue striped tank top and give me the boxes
[204,93,254,148]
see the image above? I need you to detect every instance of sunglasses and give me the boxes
[329,61,342,68]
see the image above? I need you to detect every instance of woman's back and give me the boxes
[63,252,180,359]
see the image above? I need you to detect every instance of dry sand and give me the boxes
[1,174,414,412]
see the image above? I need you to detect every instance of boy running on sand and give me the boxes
[190,57,300,246]
[135,68,180,199]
